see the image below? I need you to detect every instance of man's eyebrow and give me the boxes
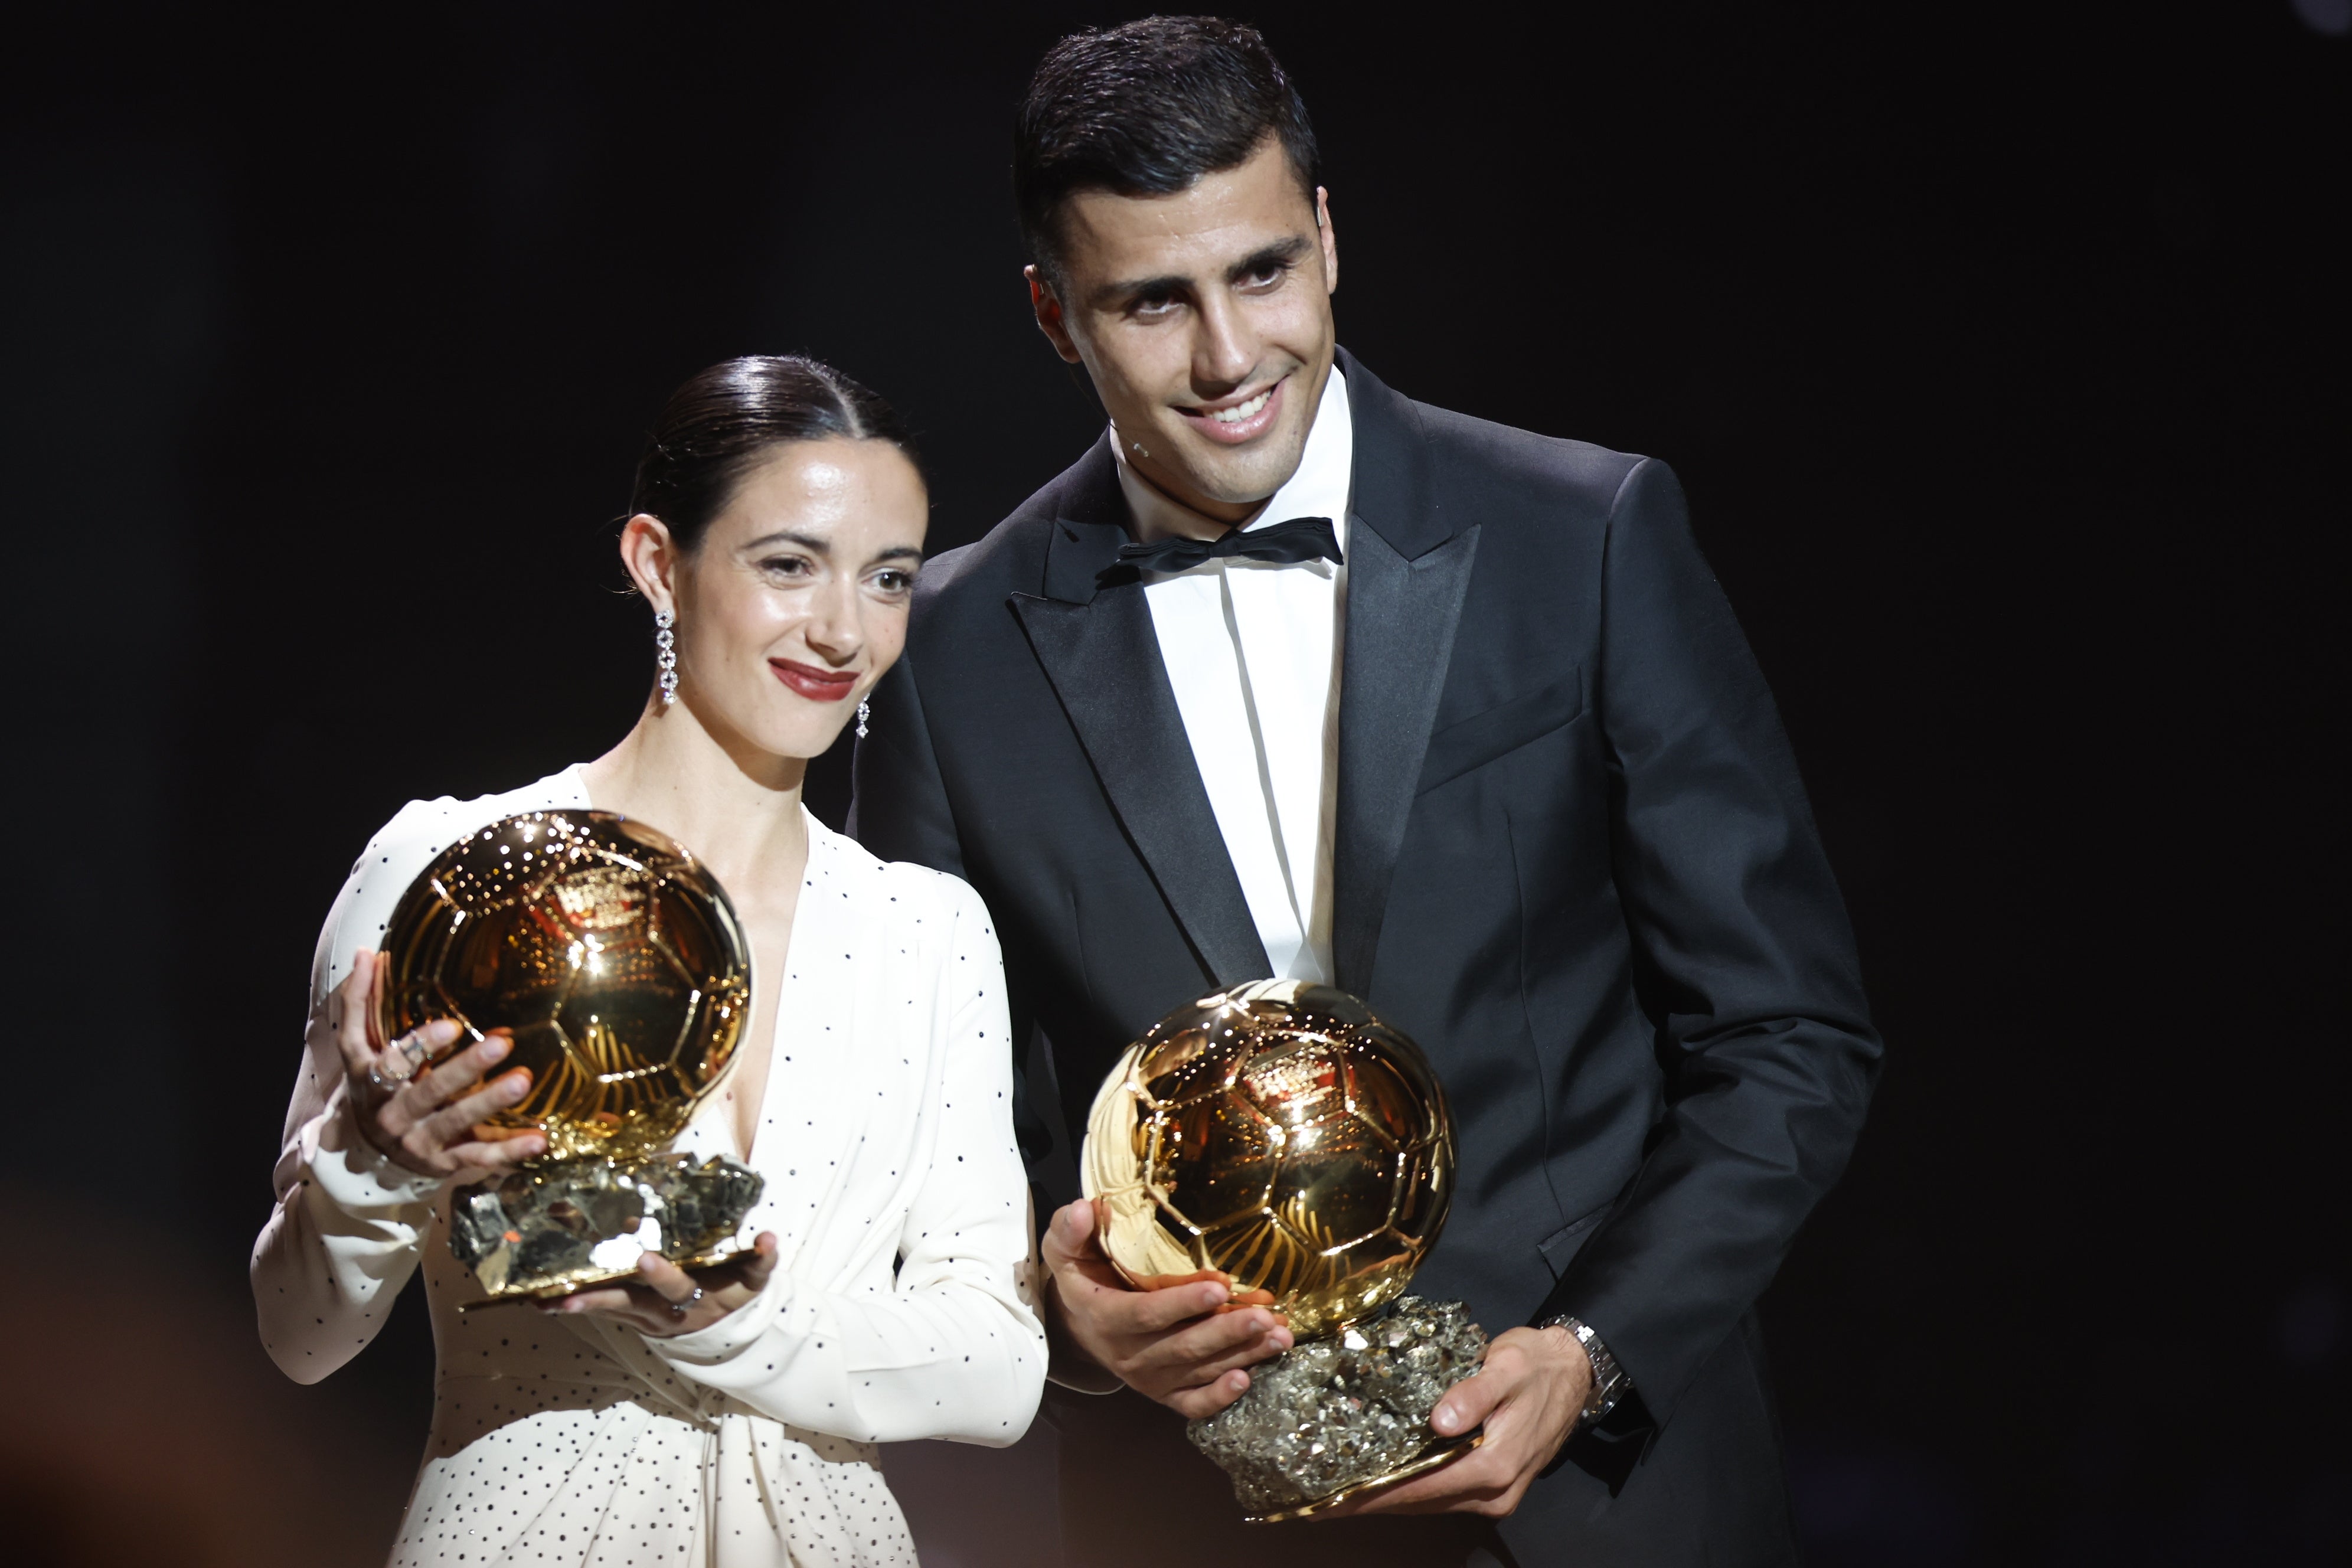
[1225,235,1311,283]
[1091,234,1314,308]
[1091,269,1191,309]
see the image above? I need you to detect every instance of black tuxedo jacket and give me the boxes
[851,352,1880,1566]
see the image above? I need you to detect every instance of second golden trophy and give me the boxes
[1083,979,1488,1520]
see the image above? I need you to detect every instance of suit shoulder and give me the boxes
[913,510,1052,609]
[913,440,1110,612]
[1409,398,1656,518]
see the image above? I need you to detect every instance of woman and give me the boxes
[251,356,1044,1567]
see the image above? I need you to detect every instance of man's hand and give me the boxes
[1041,1199,1293,1417]
[1319,1324,1594,1519]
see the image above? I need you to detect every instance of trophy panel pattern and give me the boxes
[1084,979,1456,1337]
[1139,1019,1246,1109]
[376,812,751,1161]
[650,878,751,1084]
[1152,1096,1281,1232]
[1267,1105,1402,1251]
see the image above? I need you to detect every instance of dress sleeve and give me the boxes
[653,881,1048,1446]
[250,803,446,1384]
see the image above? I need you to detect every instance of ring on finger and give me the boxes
[365,1050,416,1094]
[668,1285,704,1319]
[365,1028,437,1095]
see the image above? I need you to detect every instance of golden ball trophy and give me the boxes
[1083,979,1487,1521]
[375,810,763,1305]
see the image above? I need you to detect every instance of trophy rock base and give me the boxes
[448,1151,765,1305]
[1187,1295,1488,1521]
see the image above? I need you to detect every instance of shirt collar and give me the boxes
[1111,366,1354,558]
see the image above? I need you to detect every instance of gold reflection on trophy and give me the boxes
[1083,979,1453,1339]
[375,811,751,1160]
[373,811,764,1304]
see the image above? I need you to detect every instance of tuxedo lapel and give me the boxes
[1010,440,1272,989]
[1332,523,1480,994]
[1331,353,1481,995]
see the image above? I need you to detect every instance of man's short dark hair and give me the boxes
[1014,16,1321,288]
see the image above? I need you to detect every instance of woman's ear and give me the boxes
[619,514,680,613]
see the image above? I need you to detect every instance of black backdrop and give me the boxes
[2,4,2343,1564]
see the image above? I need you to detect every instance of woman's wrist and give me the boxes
[308,1103,446,1214]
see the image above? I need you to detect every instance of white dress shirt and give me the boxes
[250,767,1044,1567]
[1113,368,1353,984]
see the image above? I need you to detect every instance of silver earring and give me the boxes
[655,610,678,705]
[856,698,870,739]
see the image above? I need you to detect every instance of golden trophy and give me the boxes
[1083,979,1487,1521]
[375,810,763,1304]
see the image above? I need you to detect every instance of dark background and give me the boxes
[2,2,2342,1564]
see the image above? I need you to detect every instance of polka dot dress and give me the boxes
[251,768,1047,1566]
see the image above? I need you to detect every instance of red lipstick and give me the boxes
[770,659,858,702]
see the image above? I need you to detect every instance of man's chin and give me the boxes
[1159,431,1312,516]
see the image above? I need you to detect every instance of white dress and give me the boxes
[250,767,1046,1567]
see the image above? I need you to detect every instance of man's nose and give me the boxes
[1191,291,1257,389]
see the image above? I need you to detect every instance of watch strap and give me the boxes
[1538,1313,1629,1426]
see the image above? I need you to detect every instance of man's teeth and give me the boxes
[1207,389,1272,424]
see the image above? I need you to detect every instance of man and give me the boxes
[851,17,1879,1566]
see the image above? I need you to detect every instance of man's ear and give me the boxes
[1026,264,1084,365]
[619,514,679,613]
[1316,187,1338,295]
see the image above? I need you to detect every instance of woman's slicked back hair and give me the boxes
[629,355,918,550]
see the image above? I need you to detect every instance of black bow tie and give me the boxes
[1097,515,1344,588]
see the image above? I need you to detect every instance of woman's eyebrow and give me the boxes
[741,529,831,554]
[869,545,925,566]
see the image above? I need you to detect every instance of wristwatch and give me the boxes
[1537,1314,1630,1428]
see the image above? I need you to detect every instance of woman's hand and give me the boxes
[329,948,548,1182]
[542,1233,783,1338]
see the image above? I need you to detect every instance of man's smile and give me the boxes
[1175,375,1287,445]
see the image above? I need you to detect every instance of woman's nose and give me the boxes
[803,578,863,664]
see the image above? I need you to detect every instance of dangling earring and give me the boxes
[655,610,678,706]
[856,698,870,739]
